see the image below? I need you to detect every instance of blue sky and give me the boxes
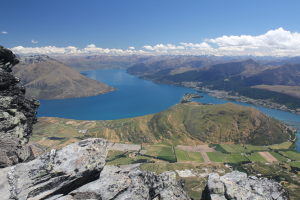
[1,0,299,48]
[2,0,300,57]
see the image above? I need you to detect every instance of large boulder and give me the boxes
[0,138,108,200]
[50,164,191,200]
[205,171,288,200]
[0,46,39,167]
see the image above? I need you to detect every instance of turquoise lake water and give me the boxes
[38,69,300,152]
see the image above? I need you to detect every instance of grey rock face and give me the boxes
[0,138,190,200]
[206,171,288,200]
[53,164,190,200]
[0,50,39,167]
[0,138,108,200]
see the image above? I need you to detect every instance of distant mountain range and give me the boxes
[13,55,114,99]
[54,55,149,71]
[54,55,245,71]
[128,58,300,109]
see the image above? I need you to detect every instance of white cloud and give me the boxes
[11,44,147,56]
[10,28,300,57]
[204,27,300,56]
[31,40,39,44]
[1,31,8,34]
[141,28,300,56]
[143,44,185,51]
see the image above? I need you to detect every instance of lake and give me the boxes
[38,69,300,151]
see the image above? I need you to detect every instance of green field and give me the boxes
[207,152,227,162]
[175,149,204,162]
[217,144,272,154]
[269,152,288,162]
[244,144,269,152]
[246,153,266,162]
[219,144,248,153]
[143,144,176,162]
[279,151,300,161]
[268,142,293,150]
[207,152,248,163]
[226,154,249,163]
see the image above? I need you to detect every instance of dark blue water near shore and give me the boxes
[38,69,300,152]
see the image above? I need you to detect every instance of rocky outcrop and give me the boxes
[205,171,288,200]
[0,138,108,200]
[0,138,190,200]
[53,164,190,200]
[0,46,39,167]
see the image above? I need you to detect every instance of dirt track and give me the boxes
[200,152,211,163]
[259,152,278,162]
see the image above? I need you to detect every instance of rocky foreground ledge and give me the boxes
[0,138,190,200]
[204,171,288,200]
[0,138,289,200]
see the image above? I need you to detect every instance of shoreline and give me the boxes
[178,82,300,116]
[128,72,300,116]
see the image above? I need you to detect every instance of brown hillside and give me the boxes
[13,55,114,99]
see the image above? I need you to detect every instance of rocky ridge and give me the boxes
[0,46,39,167]
[205,171,288,200]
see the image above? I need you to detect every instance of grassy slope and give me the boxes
[32,102,290,148]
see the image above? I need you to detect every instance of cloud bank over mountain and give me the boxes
[11,28,300,57]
